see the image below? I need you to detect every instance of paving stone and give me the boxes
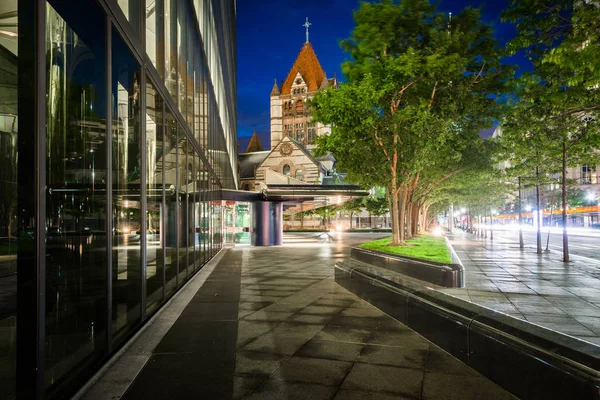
[341,363,423,397]
[271,355,353,386]
[358,345,427,369]
[232,375,266,400]
[234,350,289,376]
[244,380,338,400]
[241,334,311,355]
[333,389,411,400]
[296,339,365,362]
[422,372,517,400]
[314,325,372,344]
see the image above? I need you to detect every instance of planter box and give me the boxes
[351,246,464,288]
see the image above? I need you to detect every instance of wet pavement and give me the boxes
[81,232,515,400]
[441,231,600,346]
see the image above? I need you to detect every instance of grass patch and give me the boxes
[359,234,452,264]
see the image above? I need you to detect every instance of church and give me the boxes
[239,19,338,192]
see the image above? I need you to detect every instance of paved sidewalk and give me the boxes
[442,232,600,346]
[85,233,515,400]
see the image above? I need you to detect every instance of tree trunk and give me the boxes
[546,204,553,252]
[518,177,524,248]
[399,186,408,243]
[349,212,354,230]
[448,203,454,233]
[490,207,494,240]
[406,200,413,240]
[422,204,431,231]
[390,185,401,245]
[536,167,542,255]
[412,204,419,236]
[562,142,569,262]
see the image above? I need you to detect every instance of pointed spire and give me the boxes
[270,79,280,96]
[245,130,264,153]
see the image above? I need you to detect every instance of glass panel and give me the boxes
[177,127,187,285]
[117,0,141,38]
[164,0,177,102]
[187,143,195,273]
[164,110,177,297]
[176,0,186,114]
[45,0,108,387]
[145,0,164,78]
[145,79,164,314]
[111,27,142,344]
[0,0,17,396]
[186,11,194,130]
[194,46,201,145]
[194,155,203,268]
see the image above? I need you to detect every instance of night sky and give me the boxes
[236,0,527,152]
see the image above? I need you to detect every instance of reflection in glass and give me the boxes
[194,154,202,268]
[117,0,141,37]
[0,0,17,396]
[164,0,177,102]
[188,142,195,273]
[145,0,164,78]
[177,0,186,117]
[177,128,187,286]
[164,111,177,296]
[111,27,142,345]
[145,80,164,314]
[44,1,108,387]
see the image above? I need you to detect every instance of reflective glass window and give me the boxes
[145,0,164,78]
[145,79,164,314]
[44,0,108,387]
[164,110,177,297]
[0,0,17,396]
[164,0,177,102]
[111,27,142,344]
[176,127,187,285]
[117,0,141,37]
[185,11,194,130]
[176,0,186,113]
[187,143,195,273]
[194,46,202,146]
[194,154,203,268]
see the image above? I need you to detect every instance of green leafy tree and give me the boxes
[313,0,513,245]
[337,198,364,229]
[502,0,600,261]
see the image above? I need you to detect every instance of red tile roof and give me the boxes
[280,43,327,95]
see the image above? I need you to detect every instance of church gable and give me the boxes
[280,43,326,95]
[255,137,321,184]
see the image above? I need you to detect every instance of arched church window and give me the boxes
[283,164,291,176]
[295,100,304,114]
[295,169,303,181]
[296,130,304,142]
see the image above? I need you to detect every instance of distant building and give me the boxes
[239,32,338,192]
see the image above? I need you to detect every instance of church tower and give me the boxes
[270,19,336,150]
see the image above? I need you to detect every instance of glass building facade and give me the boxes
[0,0,237,398]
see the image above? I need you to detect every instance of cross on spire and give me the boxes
[303,17,312,43]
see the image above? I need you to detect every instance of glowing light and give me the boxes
[432,226,442,236]
[121,226,131,234]
[587,192,596,201]
[525,205,532,212]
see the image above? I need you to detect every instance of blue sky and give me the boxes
[236,0,525,152]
